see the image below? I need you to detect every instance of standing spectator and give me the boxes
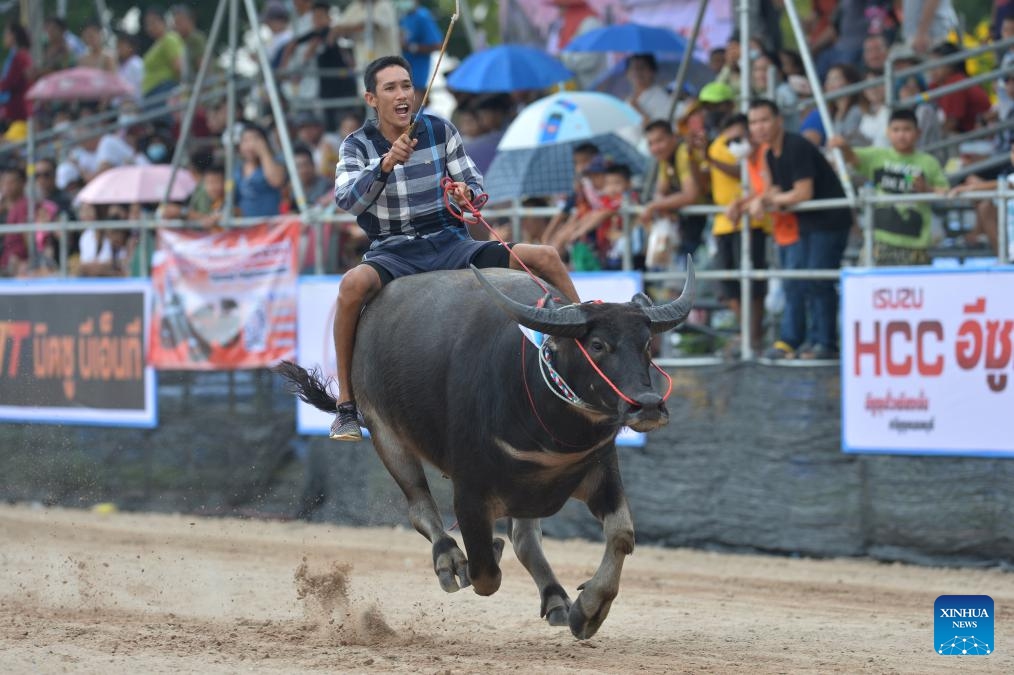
[858,71,890,148]
[38,17,76,77]
[640,119,707,263]
[546,0,606,90]
[830,108,949,266]
[1,166,57,277]
[290,144,333,207]
[0,23,33,132]
[813,0,867,79]
[894,74,945,160]
[235,124,286,217]
[928,42,992,135]
[400,0,443,110]
[541,142,600,253]
[625,54,671,126]
[993,14,1014,129]
[903,0,959,56]
[170,5,207,82]
[298,1,359,128]
[141,6,185,105]
[331,0,401,74]
[748,98,852,361]
[709,113,769,351]
[77,20,117,72]
[115,31,144,104]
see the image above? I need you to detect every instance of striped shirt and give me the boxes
[334,114,485,241]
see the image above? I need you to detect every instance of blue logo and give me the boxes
[935,595,993,655]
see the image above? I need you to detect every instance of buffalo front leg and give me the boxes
[508,518,571,626]
[453,488,504,597]
[569,458,634,640]
[369,421,469,592]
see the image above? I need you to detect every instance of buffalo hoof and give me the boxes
[470,567,502,597]
[492,537,505,563]
[545,595,571,627]
[568,590,613,640]
[433,536,470,593]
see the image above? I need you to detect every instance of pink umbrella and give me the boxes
[27,66,135,101]
[75,165,197,205]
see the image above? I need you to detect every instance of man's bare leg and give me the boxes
[510,244,580,304]
[330,263,382,440]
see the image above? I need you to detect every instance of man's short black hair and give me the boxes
[292,143,315,163]
[748,98,781,117]
[1,164,26,181]
[644,119,674,135]
[205,161,226,177]
[573,142,599,156]
[888,108,919,127]
[364,55,413,94]
[190,148,214,172]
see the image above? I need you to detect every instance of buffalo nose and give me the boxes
[634,393,663,409]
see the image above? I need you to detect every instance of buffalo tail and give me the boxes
[272,360,338,413]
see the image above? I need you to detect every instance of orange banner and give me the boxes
[149,220,299,370]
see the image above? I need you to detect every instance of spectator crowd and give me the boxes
[1,0,1011,360]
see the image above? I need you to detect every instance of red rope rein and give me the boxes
[441,179,674,407]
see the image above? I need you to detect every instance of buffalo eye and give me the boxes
[589,337,606,354]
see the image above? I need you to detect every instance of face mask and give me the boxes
[749,48,761,60]
[118,113,138,127]
[727,138,751,160]
[147,142,168,162]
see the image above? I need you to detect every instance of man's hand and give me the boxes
[638,202,656,226]
[827,135,847,150]
[447,181,474,209]
[381,134,418,173]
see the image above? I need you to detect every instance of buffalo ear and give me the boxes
[631,292,654,309]
[470,265,588,338]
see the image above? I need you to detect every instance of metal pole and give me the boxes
[737,0,752,361]
[510,197,522,243]
[26,115,35,232]
[242,0,310,217]
[884,55,895,108]
[861,185,874,267]
[224,0,239,226]
[999,176,1010,266]
[781,0,857,205]
[161,0,228,209]
[665,0,709,122]
[621,195,633,272]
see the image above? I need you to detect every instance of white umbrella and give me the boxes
[497,91,643,151]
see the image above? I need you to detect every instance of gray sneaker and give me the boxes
[330,401,362,441]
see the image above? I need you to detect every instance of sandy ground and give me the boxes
[0,504,1010,674]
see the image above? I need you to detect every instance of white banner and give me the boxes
[295,272,647,446]
[842,267,1014,457]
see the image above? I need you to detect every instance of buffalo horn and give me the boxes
[470,265,587,338]
[642,256,696,334]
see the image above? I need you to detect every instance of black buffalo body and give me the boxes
[277,262,694,639]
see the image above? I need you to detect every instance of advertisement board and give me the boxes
[149,220,299,370]
[0,279,156,427]
[842,267,1014,457]
[295,271,648,446]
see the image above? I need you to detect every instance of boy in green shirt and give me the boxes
[829,108,948,265]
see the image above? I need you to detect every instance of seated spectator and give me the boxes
[77,20,117,72]
[895,74,945,161]
[928,42,991,135]
[288,144,332,209]
[748,98,852,361]
[65,122,149,184]
[860,33,890,76]
[0,23,33,130]
[115,31,144,104]
[141,6,185,106]
[293,111,342,182]
[235,123,286,218]
[750,51,799,132]
[38,17,76,77]
[555,163,641,270]
[77,204,135,277]
[830,108,949,266]
[0,165,58,277]
[462,94,512,175]
[625,54,671,126]
[858,71,890,148]
[542,142,601,254]
[948,142,1014,254]
[709,113,769,351]
[34,157,73,219]
[799,63,864,147]
[640,119,707,263]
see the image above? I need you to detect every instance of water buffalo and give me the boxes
[276,261,694,639]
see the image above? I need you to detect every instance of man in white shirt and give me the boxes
[625,54,671,126]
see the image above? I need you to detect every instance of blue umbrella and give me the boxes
[482,133,648,201]
[447,45,574,93]
[564,23,687,55]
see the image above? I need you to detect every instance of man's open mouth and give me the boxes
[395,103,411,117]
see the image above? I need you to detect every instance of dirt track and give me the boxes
[0,504,1010,673]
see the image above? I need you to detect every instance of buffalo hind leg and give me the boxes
[369,421,469,592]
[569,458,634,640]
[508,518,571,626]
[453,488,503,596]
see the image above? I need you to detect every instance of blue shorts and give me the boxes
[362,227,511,285]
